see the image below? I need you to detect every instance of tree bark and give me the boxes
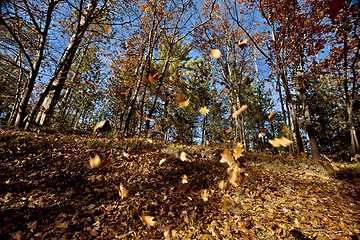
[25,0,100,130]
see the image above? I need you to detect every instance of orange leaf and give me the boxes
[147,73,158,84]
[268,136,293,148]
[220,149,235,167]
[232,105,248,118]
[105,25,110,34]
[282,127,290,134]
[210,49,221,59]
[175,92,190,107]
[258,132,266,138]
[140,215,156,229]
[233,142,244,160]
[268,112,276,122]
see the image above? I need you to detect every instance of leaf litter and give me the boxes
[0,129,359,239]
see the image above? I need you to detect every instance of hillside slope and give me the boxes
[0,130,359,239]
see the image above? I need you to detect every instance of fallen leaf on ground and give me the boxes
[119,183,128,199]
[140,215,156,229]
[202,189,209,201]
[159,158,167,166]
[182,175,188,184]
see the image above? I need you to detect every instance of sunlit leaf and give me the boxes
[93,120,111,132]
[105,25,110,34]
[135,112,156,122]
[182,175,188,184]
[258,132,266,138]
[220,149,235,167]
[232,105,248,118]
[228,165,245,187]
[146,139,153,143]
[159,158,167,166]
[233,142,244,160]
[201,189,209,201]
[180,151,191,162]
[154,124,160,131]
[119,183,128,199]
[219,180,228,190]
[199,106,210,115]
[148,73,158,84]
[268,112,276,122]
[210,49,221,59]
[282,127,290,134]
[89,153,101,168]
[268,136,293,148]
[140,215,156,229]
[238,38,248,49]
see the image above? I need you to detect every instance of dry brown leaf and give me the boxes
[119,183,128,199]
[268,112,276,122]
[269,136,293,148]
[238,38,248,48]
[135,112,156,122]
[89,153,101,168]
[219,180,228,190]
[93,120,111,132]
[228,165,245,187]
[220,149,235,167]
[140,215,156,229]
[182,175,188,184]
[210,49,221,59]
[180,151,191,162]
[201,189,209,201]
[232,105,248,118]
[282,127,290,134]
[154,124,160,131]
[175,92,190,107]
[105,25,110,34]
[148,73,158,84]
[199,106,210,115]
[233,142,244,160]
[159,158,167,166]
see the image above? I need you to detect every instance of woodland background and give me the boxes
[0,0,359,160]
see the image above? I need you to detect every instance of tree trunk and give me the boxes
[25,0,100,130]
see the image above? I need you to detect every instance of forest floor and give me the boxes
[0,129,360,240]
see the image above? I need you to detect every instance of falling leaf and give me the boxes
[180,152,187,161]
[163,226,171,239]
[201,189,209,201]
[210,49,221,59]
[89,153,101,168]
[159,158,167,166]
[268,112,276,122]
[232,105,248,118]
[140,215,156,229]
[222,127,232,135]
[228,165,245,187]
[328,0,346,20]
[258,132,266,138]
[119,183,128,199]
[219,180,228,190]
[93,120,111,132]
[220,149,235,167]
[148,73,158,84]
[146,139,153,143]
[199,106,210,115]
[268,136,293,148]
[282,127,290,134]
[233,142,244,160]
[175,92,190,107]
[182,175,188,184]
[135,112,156,122]
[105,25,110,34]
[238,38,248,48]
[154,124,160,131]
